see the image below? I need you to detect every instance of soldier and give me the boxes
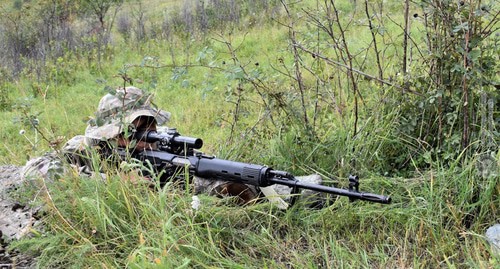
[21,86,322,205]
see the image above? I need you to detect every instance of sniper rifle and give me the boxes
[127,128,391,205]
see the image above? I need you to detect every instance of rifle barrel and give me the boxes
[269,177,392,204]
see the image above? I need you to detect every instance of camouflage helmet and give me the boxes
[85,86,170,142]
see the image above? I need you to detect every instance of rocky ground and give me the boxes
[0,165,37,268]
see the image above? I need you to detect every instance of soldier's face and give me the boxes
[118,116,158,151]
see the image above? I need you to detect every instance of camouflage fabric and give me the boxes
[20,135,91,182]
[193,173,323,207]
[193,176,260,204]
[85,86,170,143]
[22,86,171,182]
[272,174,325,207]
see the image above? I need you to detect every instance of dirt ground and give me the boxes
[0,165,37,268]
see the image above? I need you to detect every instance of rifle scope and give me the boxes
[134,129,203,149]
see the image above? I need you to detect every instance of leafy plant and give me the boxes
[395,0,499,167]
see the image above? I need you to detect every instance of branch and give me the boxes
[294,43,422,96]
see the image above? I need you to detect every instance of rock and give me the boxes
[486,224,500,257]
[0,165,38,268]
[0,165,39,241]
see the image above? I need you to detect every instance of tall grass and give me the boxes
[11,152,497,268]
[1,0,498,268]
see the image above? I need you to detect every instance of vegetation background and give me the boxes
[0,0,498,268]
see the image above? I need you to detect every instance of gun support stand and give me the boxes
[288,184,300,206]
[348,175,360,202]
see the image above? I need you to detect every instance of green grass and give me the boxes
[12,158,497,268]
[2,0,498,268]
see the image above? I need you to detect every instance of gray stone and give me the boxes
[0,165,37,268]
[486,224,500,256]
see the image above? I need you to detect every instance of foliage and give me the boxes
[10,155,498,268]
[0,68,14,111]
[0,0,498,268]
[79,0,125,29]
[396,0,499,167]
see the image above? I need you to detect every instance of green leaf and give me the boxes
[452,22,469,33]
[468,49,481,62]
